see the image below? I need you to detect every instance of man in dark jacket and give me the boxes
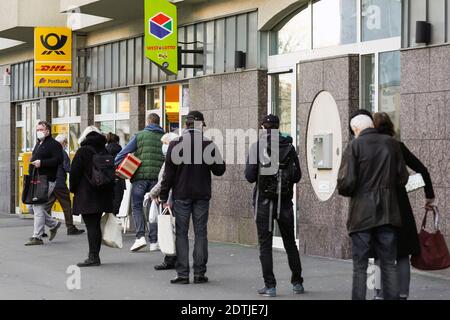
[44,134,84,235]
[115,113,165,252]
[159,111,226,284]
[245,114,303,298]
[25,121,63,246]
[337,113,409,300]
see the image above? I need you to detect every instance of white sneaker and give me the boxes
[130,237,147,252]
[149,243,160,252]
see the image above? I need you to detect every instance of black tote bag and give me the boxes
[21,168,49,205]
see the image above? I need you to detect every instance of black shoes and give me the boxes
[194,275,208,284]
[42,233,48,238]
[170,277,189,284]
[154,262,175,270]
[25,237,44,246]
[67,226,85,235]
[49,222,61,241]
[77,256,101,267]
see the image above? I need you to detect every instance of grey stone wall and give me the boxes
[0,65,13,213]
[296,55,359,259]
[400,45,450,247]
[189,70,268,245]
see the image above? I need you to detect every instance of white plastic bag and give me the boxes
[100,213,123,249]
[149,200,160,224]
[157,207,176,256]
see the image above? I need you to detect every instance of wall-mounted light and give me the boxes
[416,21,431,45]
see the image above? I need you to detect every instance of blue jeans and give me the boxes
[131,180,158,242]
[173,199,210,278]
[351,225,399,300]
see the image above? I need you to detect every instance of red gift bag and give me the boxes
[411,206,450,270]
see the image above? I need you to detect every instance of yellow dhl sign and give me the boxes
[34,27,72,88]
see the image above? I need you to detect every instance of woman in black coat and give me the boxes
[70,127,114,267]
[373,112,435,299]
[106,133,126,216]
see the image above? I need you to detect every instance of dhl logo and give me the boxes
[37,65,72,72]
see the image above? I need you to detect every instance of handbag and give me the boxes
[157,207,176,256]
[21,168,49,205]
[100,213,123,249]
[405,173,426,193]
[411,206,450,270]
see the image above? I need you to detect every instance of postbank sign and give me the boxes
[145,0,178,75]
[34,27,72,88]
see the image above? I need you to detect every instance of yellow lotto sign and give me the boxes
[34,27,72,88]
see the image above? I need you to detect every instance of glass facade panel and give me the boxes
[272,73,292,136]
[273,6,311,54]
[16,105,22,121]
[361,54,375,113]
[379,51,401,136]
[96,93,115,115]
[147,88,161,111]
[70,98,81,117]
[116,120,131,147]
[117,92,130,113]
[362,0,401,42]
[69,123,81,153]
[95,121,114,135]
[313,0,357,48]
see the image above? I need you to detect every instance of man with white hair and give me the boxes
[44,134,84,235]
[337,110,409,300]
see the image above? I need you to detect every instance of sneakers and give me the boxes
[67,226,85,235]
[154,262,175,270]
[293,283,305,294]
[25,237,44,246]
[49,222,61,241]
[170,277,190,284]
[130,237,147,252]
[194,275,208,284]
[257,287,276,297]
[149,243,160,252]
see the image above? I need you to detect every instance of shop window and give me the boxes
[95,121,115,135]
[115,120,131,146]
[16,105,22,122]
[271,5,311,55]
[95,93,115,115]
[362,0,401,42]
[379,51,400,136]
[146,88,161,111]
[313,0,357,49]
[361,54,375,113]
[165,84,180,132]
[69,123,81,152]
[70,98,81,117]
[117,92,130,113]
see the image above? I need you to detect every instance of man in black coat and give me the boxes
[159,111,226,284]
[337,113,409,300]
[25,121,63,246]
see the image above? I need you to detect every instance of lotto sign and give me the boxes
[145,0,178,75]
[34,27,72,88]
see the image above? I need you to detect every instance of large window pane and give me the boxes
[54,99,70,118]
[117,92,130,113]
[273,5,311,55]
[95,121,114,135]
[147,88,161,111]
[116,120,131,147]
[379,51,401,135]
[313,0,357,48]
[272,73,292,136]
[361,54,375,113]
[16,105,22,121]
[96,94,115,115]
[70,98,80,117]
[362,0,401,42]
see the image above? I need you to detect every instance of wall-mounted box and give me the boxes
[312,133,333,170]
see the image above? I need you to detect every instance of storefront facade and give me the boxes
[0,0,449,259]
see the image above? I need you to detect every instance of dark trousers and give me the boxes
[173,199,209,278]
[82,213,103,258]
[44,186,73,227]
[112,180,125,216]
[164,255,177,266]
[351,225,399,300]
[255,198,303,288]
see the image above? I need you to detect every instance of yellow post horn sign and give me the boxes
[34,27,72,88]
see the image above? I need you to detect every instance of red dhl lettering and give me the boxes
[37,65,72,72]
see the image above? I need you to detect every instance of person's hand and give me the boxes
[161,200,171,209]
[143,192,151,207]
[425,198,435,210]
[31,160,41,168]
[151,196,160,205]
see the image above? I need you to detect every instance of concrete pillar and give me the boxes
[80,93,94,131]
[39,98,52,123]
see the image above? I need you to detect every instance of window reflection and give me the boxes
[272,73,292,136]
[362,0,401,42]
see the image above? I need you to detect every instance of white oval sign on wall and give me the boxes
[306,91,342,201]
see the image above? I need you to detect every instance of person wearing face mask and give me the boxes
[145,131,179,270]
[43,134,84,235]
[25,121,64,246]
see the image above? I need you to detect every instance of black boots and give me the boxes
[77,254,101,267]
[67,226,85,235]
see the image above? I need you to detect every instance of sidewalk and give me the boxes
[1,213,449,300]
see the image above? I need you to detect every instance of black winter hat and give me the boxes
[186,110,206,126]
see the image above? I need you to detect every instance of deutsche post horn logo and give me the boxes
[40,33,68,55]
[149,13,173,40]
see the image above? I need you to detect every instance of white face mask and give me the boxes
[36,131,46,140]
[162,144,169,156]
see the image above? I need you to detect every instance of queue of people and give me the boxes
[23,108,436,299]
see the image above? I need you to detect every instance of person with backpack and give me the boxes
[115,113,165,252]
[70,126,115,267]
[244,114,304,297]
[106,133,126,216]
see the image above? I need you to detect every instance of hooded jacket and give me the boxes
[69,132,114,215]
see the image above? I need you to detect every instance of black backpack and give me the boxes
[258,145,295,200]
[85,146,116,188]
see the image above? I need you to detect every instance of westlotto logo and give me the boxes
[149,12,173,40]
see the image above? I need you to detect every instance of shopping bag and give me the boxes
[157,207,176,256]
[21,168,49,205]
[148,200,160,224]
[411,206,450,270]
[100,213,123,249]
